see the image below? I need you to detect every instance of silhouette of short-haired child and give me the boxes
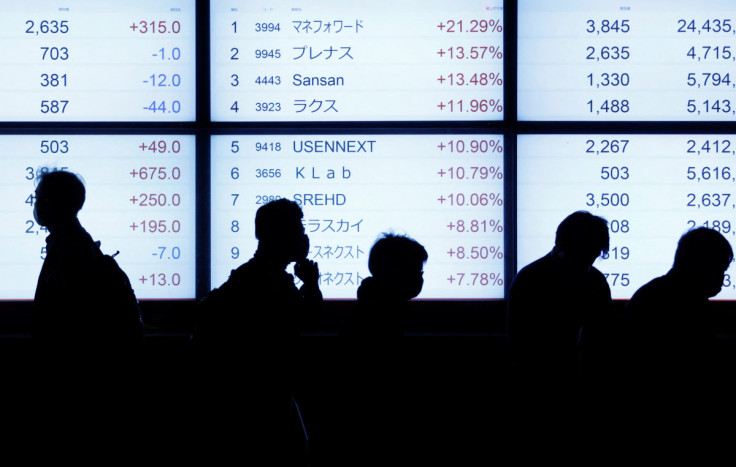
[354,232,427,321]
[341,233,427,351]
[31,169,142,459]
[191,198,321,464]
[507,211,613,380]
[624,227,733,381]
[338,233,427,466]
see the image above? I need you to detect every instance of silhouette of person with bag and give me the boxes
[31,169,143,460]
[191,198,321,465]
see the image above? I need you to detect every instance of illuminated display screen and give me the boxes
[210,0,504,122]
[0,135,196,300]
[518,0,736,121]
[211,134,505,299]
[517,134,736,300]
[0,0,196,122]
[5,0,735,305]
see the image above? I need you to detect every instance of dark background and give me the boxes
[4,0,736,462]
[1,299,736,463]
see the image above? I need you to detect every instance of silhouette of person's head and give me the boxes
[554,211,609,275]
[368,233,428,301]
[255,198,309,266]
[34,169,86,232]
[673,227,733,298]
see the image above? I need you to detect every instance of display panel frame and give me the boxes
[5,0,736,335]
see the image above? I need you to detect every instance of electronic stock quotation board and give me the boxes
[3,0,735,301]
[517,0,736,299]
[0,0,504,301]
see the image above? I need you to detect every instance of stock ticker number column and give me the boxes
[210,135,504,299]
[0,135,196,300]
[0,0,195,121]
[210,0,503,121]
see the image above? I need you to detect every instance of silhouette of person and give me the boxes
[32,170,95,366]
[31,169,142,460]
[337,233,427,466]
[507,211,614,380]
[342,233,427,341]
[623,227,733,381]
[33,169,143,368]
[504,211,617,452]
[190,198,321,465]
[616,227,734,443]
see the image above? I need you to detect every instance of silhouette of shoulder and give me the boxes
[341,276,406,341]
[511,251,610,298]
